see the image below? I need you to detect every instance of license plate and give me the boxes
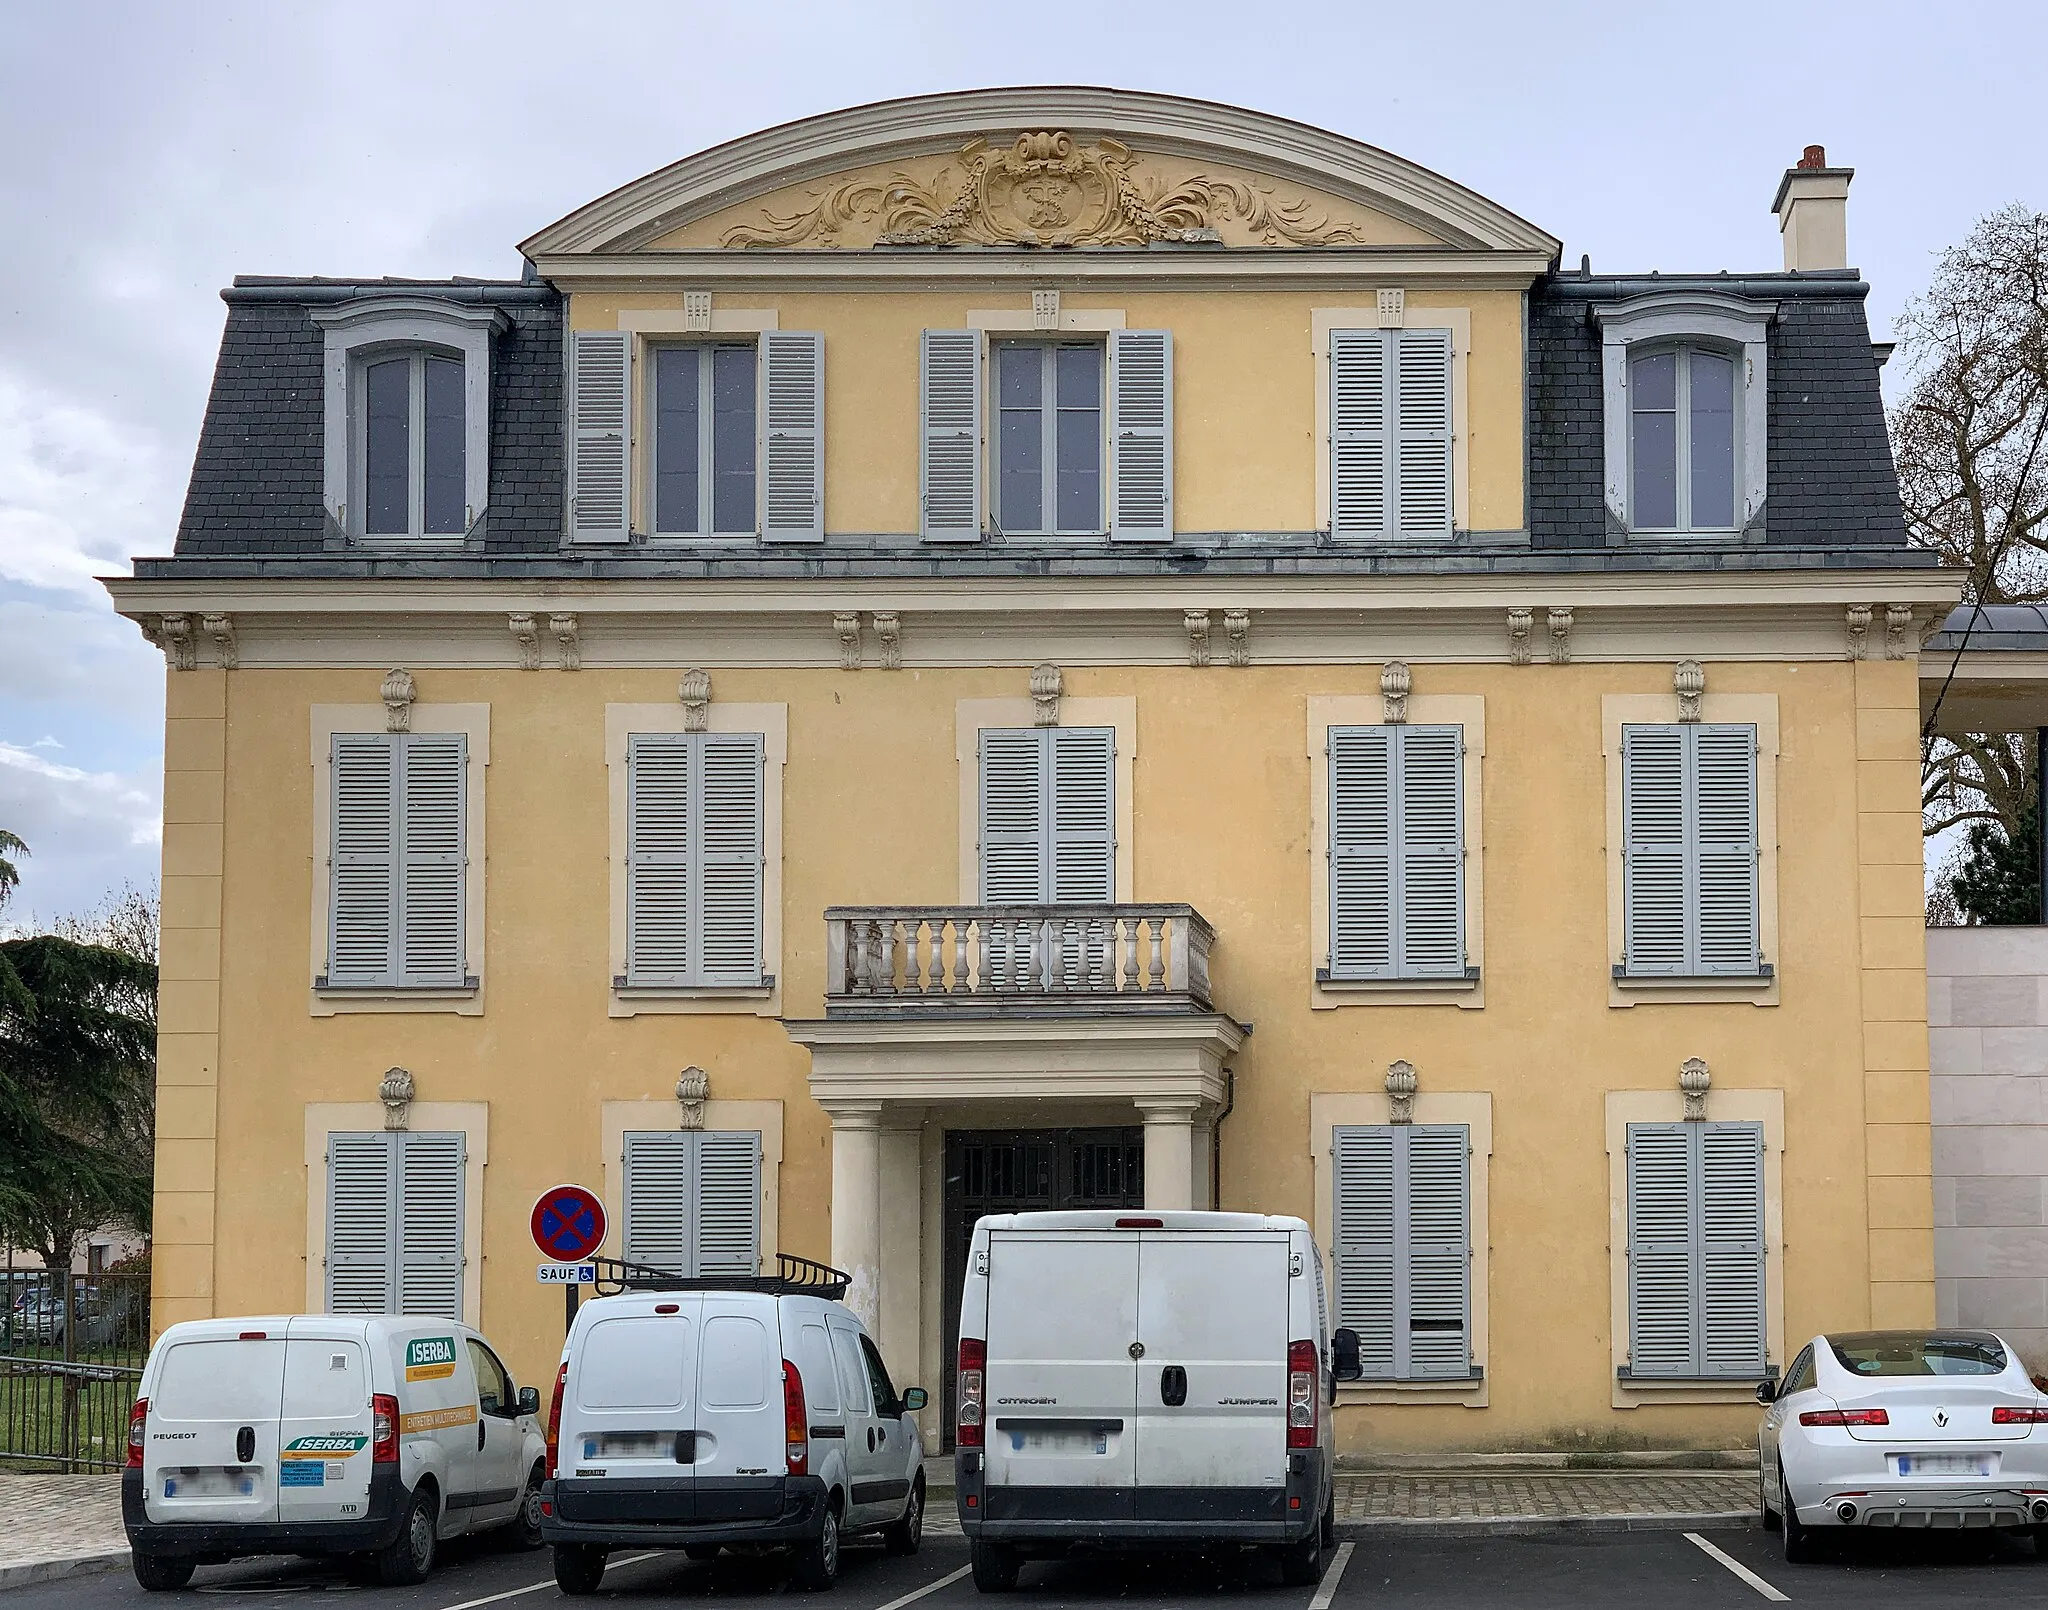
[1008,1429,1108,1455]
[1892,1453,1996,1477]
[594,1433,669,1460]
[164,1468,257,1498]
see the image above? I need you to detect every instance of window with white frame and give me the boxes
[1326,725,1465,980]
[1329,328,1453,540]
[326,1129,465,1318]
[1624,1121,1766,1379]
[994,339,1104,536]
[1620,723,1761,978]
[624,732,766,988]
[652,342,758,535]
[323,733,468,990]
[1333,1124,1472,1380]
[1627,345,1738,532]
[621,1129,762,1276]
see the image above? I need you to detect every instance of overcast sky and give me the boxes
[2,0,2040,925]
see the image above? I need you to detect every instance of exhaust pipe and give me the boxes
[1836,1501,1859,1524]
[2032,1500,2048,1523]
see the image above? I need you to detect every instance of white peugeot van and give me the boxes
[541,1258,927,1593]
[954,1211,1336,1591]
[123,1316,548,1590]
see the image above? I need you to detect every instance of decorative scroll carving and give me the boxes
[1381,660,1412,725]
[201,613,237,670]
[1184,609,1211,668]
[1385,1060,1418,1126]
[154,614,196,671]
[1507,606,1533,666]
[379,1065,416,1132]
[872,611,902,670]
[1547,606,1574,665]
[679,668,711,732]
[1845,603,1872,660]
[550,612,581,671]
[723,132,1382,250]
[509,612,541,671]
[1224,608,1251,667]
[834,611,862,671]
[676,1066,709,1130]
[1031,662,1063,727]
[1885,603,1914,660]
[1674,660,1705,723]
[381,668,417,734]
[1680,1056,1711,1122]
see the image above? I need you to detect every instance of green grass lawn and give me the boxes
[0,1351,142,1472]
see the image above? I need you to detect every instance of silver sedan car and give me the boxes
[1758,1329,2048,1560]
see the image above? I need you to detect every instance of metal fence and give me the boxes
[0,1254,149,1472]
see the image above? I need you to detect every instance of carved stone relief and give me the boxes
[1679,1056,1711,1122]
[872,611,903,670]
[381,668,417,734]
[202,613,237,670]
[679,668,711,732]
[1381,660,1412,725]
[1385,1060,1418,1126]
[1674,660,1705,723]
[1224,608,1251,667]
[676,1066,709,1131]
[1184,609,1211,668]
[509,613,541,671]
[834,612,862,671]
[1507,607,1533,666]
[1885,603,1914,660]
[1845,603,1872,660]
[1031,662,1063,727]
[151,614,197,671]
[550,612,581,671]
[379,1065,416,1131]
[1547,607,1574,665]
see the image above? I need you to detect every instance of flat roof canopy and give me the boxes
[1921,605,2048,735]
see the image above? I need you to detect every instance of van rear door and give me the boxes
[983,1229,1138,1498]
[276,1323,375,1525]
[690,1297,786,1524]
[557,1298,701,1524]
[143,1329,287,1526]
[1133,1230,1291,1490]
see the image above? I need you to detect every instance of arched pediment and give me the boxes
[520,87,1559,259]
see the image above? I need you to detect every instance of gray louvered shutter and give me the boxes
[1393,329,1453,538]
[980,728,1047,903]
[697,734,765,986]
[1332,1126,1397,1377]
[326,1131,394,1314]
[1330,331,1387,539]
[1403,1125,1471,1378]
[1622,726,1688,976]
[760,331,824,542]
[397,735,465,986]
[626,735,692,986]
[696,1130,763,1274]
[1328,727,1395,977]
[1626,1124,1696,1377]
[1050,728,1115,902]
[396,1130,464,1320]
[569,330,632,543]
[921,330,982,542]
[1693,725,1761,976]
[1397,726,1464,977]
[1109,330,1172,542]
[329,736,398,986]
[1699,1123,1766,1376]
[623,1130,695,1274]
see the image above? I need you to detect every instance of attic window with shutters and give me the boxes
[1328,327,1454,540]
[311,297,503,542]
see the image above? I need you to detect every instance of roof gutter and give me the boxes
[1542,272,1867,301]
[221,281,557,306]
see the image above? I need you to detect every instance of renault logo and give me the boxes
[1934,1409,1950,1428]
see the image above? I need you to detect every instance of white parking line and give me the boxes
[1684,1533,1790,1602]
[436,1551,662,1610]
[869,1563,973,1610]
[1306,1542,1355,1610]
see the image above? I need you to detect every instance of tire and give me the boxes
[376,1486,438,1587]
[1760,1466,1782,1532]
[2032,1526,2048,1559]
[508,1465,545,1551]
[1780,1468,1813,1565]
[883,1477,926,1557]
[790,1501,842,1592]
[553,1544,607,1595]
[1277,1530,1325,1587]
[684,1545,722,1562]
[1320,1490,1337,1551]
[969,1537,1020,1594]
[131,1552,196,1592]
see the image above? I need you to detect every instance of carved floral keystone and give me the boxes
[676,1066,709,1130]
[379,1065,416,1131]
[1680,1056,1711,1122]
[381,668,417,733]
[1031,662,1064,727]
[679,668,711,732]
[1385,1060,1418,1125]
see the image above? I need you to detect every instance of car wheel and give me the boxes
[1277,1530,1325,1587]
[131,1552,196,1592]
[684,1545,722,1562]
[1780,1467,1813,1564]
[1320,1490,1337,1550]
[884,1476,926,1556]
[509,1464,545,1550]
[553,1544,607,1595]
[376,1487,438,1586]
[2032,1525,2048,1560]
[1759,1466,1781,1532]
[970,1537,1020,1593]
[791,1500,841,1592]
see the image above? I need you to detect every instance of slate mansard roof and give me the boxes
[144,268,1922,582]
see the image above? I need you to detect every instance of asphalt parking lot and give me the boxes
[10,1525,2048,1608]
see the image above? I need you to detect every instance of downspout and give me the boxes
[1210,1065,1236,1211]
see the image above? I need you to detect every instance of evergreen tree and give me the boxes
[1951,792,2044,925]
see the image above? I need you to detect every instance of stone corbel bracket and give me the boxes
[1381,660,1412,724]
[1031,662,1064,727]
[1184,609,1212,668]
[381,668,418,734]
[834,612,862,671]
[1674,660,1705,723]
[872,611,902,671]
[1385,1060,1417,1125]
[1547,606,1574,665]
[1507,607,1533,666]
[679,668,711,732]
[1680,1056,1711,1122]
[379,1065,416,1132]
[1223,608,1251,667]
[509,612,541,671]
[201,613,237,670]
[144,614,198,671]
[1885,603,1914,660]
[676,1065,709,1130]
[550,612,581,671]
[1845,603,1872,660]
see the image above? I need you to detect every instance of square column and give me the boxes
[1137,1098,1201,1211]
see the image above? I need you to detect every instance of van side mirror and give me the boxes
[1331,1328,1364,1383]
[518,1386,541,1416]
[1754,1380,1777,1405]
[901,1387,928,1413]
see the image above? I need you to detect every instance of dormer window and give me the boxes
[361,350,467,536]
[1628,345,1737,532]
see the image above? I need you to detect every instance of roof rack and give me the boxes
[589,1252,850,1301]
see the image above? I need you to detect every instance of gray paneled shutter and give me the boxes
[1622,726,1689,976]
[623,1130,694,1274]
[626,734,763,987]
[1393,329,1454,538]
[397,735,465,986]
[1328,727,1394,977]
[760,330,824,542]
[1332,1127,1397,1377]
[1700,1123,1766,1376]
[696,733,766,986]
[569,330,632,543]
[1626,1124,1697,1377]
[1693,725,1761,976]
[329,736,399,986]
[921,329,982,541]
[1049,728,1116,902]
[326,1131,395,1314]
[396,1130,464,1320]
[626,734,692,986]
[1330,331,1387,540]
[1108,330,1172,542]
[980,728,1048,903]
[1624,724,1760,977]
[1395,726,1464,977]
[696,1130,763,1274]
[1402,1125,1472,1379]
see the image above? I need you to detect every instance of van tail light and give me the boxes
[783,1361,809,1477]
[1800,1407,1889,1427]
[371,1393,401,1463]
[957,1338,986,1449]
[127,1398,148,1469]
[1286,1340,1318,1450]
[545,1363,568,1477]
[1993,1406,2048,1424]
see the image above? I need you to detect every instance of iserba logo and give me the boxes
[405,1336,459,1381]
[282,1434,369,1458]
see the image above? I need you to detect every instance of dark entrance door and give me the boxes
[939,1127,1145,1445]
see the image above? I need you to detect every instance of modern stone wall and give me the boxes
[1927,926,2048,1373]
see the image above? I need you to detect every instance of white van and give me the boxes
[954,1211,1335,1591]
[123,1316,548,1591]
[541,1265,928,1593]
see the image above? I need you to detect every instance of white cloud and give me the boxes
[0,740,160,931]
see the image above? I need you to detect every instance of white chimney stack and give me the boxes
[1772,145,1854,272]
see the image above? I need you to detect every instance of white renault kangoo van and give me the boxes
[954,1211,1336,1591]
[541,1258,927,1593]
[123,1316,547,1590]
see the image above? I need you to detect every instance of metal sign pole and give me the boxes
[566,1280,579,1335]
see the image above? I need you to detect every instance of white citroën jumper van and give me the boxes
[954,1211,1337,1591]
[123,1317,549,1590]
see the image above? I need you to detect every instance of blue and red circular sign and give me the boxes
[531,1184,607,1263]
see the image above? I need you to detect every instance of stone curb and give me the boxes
[1336,1510,1755,1540]
[1339,1451,1757,1473]
[0,1552,128,1593]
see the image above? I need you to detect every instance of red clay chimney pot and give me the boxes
[1798,145,1827,169]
